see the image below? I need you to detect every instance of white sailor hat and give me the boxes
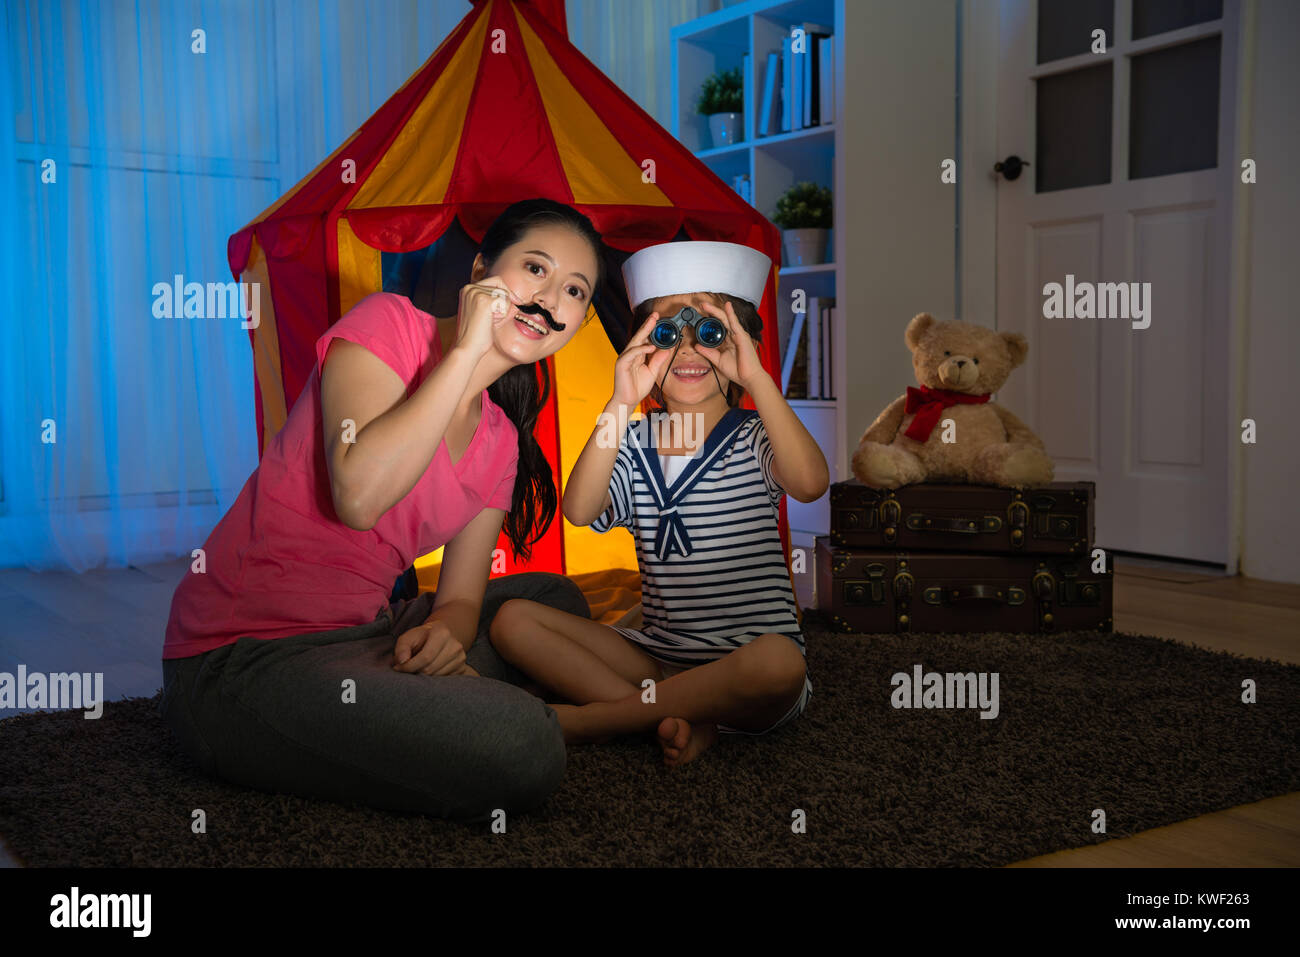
[621,241,771,309]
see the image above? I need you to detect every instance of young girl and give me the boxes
[490,241,829,765]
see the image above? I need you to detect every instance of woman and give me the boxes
[160,199,604,820]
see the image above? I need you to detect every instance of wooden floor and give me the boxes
[1,555,1296,867]
[1013,557,1300,867]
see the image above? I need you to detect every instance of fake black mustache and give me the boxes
[516,300,565,332]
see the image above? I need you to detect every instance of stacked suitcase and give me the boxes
[814,481,1113,635]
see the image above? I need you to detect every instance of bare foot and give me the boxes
[656,716,717,767]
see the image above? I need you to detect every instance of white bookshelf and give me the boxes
[671,0,845,541]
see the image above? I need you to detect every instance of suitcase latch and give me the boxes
[879,498,901,543]
[1007,500,1029,548]
[1060,580,1103,606]
[843,563,888,606]
[1033,512,1078,539]
[893,571,914,600]
[833,507,878,537]
[1033,568,1056,631]
[1032,570,1055,600]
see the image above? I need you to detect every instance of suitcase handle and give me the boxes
[904,513,1002,534]
[922,584,1027,606]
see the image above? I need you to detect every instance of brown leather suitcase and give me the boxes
[829,480,1095,556]
[814,536,1113,635]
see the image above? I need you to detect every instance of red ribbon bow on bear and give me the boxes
[903,385,991,441]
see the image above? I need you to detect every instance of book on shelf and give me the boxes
[806,296,821,398]
[780,35,793,132]
[802,35,817,126]
[742,52,751,137]
[769,25,835,136]
[782,298,836,400]
[793,24,833,131]
[820,298,836,399]
[822,304,836,399]
[819,35,834,125]
[784,325,809,399]
[804,25,832,128]
[791,34,803,134]
[758,51,779,136]
[780,306,806,396]
[729,173,752,204]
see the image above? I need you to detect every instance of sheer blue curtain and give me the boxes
[0,0,726,571]
[0,0,469,571]
[568,0,740,129]
[2,0,276,570]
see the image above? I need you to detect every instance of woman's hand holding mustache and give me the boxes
[454,276,521,359]
[454,279,566,361]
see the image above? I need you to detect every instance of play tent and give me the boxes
[227,0,787,578]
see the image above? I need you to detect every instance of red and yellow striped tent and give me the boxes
[227,0,788,579]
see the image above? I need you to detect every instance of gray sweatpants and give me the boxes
[159,572,590,821]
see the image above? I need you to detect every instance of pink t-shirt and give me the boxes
[163,292,519,660]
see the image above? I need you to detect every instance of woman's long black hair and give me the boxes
[479,199,604,563]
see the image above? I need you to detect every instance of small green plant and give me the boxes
[772,181,832,229]
[696,67,743,115]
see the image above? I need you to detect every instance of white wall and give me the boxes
[838,0,958,462]
[959,0,998,326]
[1235,0,1300,583]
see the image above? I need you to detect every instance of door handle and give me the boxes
[994,154,1031,180]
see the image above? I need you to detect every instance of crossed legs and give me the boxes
[489,599,806,765]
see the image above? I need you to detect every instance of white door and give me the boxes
[994,0,1237,563]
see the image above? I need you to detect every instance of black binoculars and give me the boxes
[650,306,726,349]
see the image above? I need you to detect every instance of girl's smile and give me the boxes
[669,362,711,380]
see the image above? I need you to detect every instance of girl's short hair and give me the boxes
[630,293,763,408]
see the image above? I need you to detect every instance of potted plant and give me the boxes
[697,66,743,148]
[772,181,832,266]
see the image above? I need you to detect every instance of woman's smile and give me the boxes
[514,311,550,338]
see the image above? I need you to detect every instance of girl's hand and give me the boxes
[454,276,521,359]
[393,620,471,676]
[612,311,674,407]
[694,299,765,391]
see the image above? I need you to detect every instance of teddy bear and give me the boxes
[851,313,1055,489]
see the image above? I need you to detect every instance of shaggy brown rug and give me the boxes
[2,614,1297,867]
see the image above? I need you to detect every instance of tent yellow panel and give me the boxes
[348,11,488,211]
[414,548,444,592]
[515,8,672,207]
[242,237,288,454]
[337,218,382,315]
[556,306,638,573]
